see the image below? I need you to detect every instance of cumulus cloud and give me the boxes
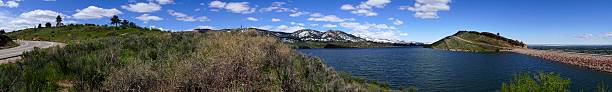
[260,2,290,12]
[208,1,256,14]
[256,25,305,33]
[0,0,19,8]
[339,22,406,40]
[271,18,281,22]
[121,2,161,13]
[167,10,209,22]
[340,0,391,16]
[399,0,451,19]
[388,18,403,25]
[307,14,355,22]
[322,24,337,28]
[156,0,174,5]
[0,10,76,31]
[135,14,163,22]
[246,17,258,21]
[289,11,308,17]
[196,25,216,29]
[72,6,122,19]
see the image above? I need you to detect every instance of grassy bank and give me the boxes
[0,30,395,91]
[0,34,17,49]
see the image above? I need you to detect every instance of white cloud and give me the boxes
[290,22,305,26]
[256,25,305,33]
[0,0,19,8]
[310,13,322,17]
[135,14,163,21]
[339,22,406,40]
[121,2,161,13]
[340,0,390,17]
[196,25,216,30]
[576,33,595,39]
[271,18,281,22]
[208,1,255,14]
[72,6,122,19]
[260,2,290,12]
[399,0,451,19]
[605,32,612,37]
[246,17,258,21]
[322,24,337,28]
[307,15,355,22]
[388,18,403,25]
[167,10,209,22]
[1,10,76,31]
[156,0,174,5]
[289,11,308,17]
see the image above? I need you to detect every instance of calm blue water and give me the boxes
[299,47,612,92]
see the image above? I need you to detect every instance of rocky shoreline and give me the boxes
[512,49,612,73]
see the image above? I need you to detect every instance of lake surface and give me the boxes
[299,47,612,92]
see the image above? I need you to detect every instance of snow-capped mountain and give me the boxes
[193,28,423,45]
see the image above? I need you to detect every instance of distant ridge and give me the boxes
[427,31,527,51]
[194,28,425,48]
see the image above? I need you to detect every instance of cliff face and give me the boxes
[428,31,527,51]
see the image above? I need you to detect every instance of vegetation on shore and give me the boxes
[499,72,609,92]
[428,31,526,52]
[0,27,395,91]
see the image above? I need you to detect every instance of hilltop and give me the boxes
[7,24,168,44]
[194,28,424,48]
[427,31,527,51]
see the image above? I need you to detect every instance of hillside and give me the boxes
[0,34,17,49]
[7,24,168,44]
[194,28,424,48]
[427,31,527,51]
[0,25,399,91]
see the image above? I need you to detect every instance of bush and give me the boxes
[499,72,571,92]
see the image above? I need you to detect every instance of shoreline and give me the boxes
[511,49,612,73]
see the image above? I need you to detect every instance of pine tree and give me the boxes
[111,15,121,26]
[38,24,42,28]
[121,20,129,27]
[55,15,63,26]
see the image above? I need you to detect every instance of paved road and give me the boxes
[0,40,65,60]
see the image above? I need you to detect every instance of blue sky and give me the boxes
[1,0,611,45]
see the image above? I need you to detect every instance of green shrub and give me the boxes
[499,72,571,92]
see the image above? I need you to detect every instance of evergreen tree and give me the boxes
[55,15,63,26]
[0,29,5,34]
[111,15,121,26]
[38,24,42,28]
[45,22,52,28]
[121,20,129,27]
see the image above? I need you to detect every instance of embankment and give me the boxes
[512,49,612,72]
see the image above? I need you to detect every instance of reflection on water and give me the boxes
[299,47,612,92]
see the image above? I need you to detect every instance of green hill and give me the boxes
[427,31,527,52]
[7,24,168,44]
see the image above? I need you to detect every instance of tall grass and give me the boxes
[0,31,393,91]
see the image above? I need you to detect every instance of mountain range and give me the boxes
[194,28,424,48]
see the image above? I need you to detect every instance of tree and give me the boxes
[45,22,52,28]
[110,15,121,26]
[55,15,63,26]
[120,20,129,27]
[38,24,42,28]
[0,29,5,34]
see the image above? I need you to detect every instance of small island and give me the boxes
[427,31,527,52]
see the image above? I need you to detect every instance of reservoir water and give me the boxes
[298,47,612,92]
